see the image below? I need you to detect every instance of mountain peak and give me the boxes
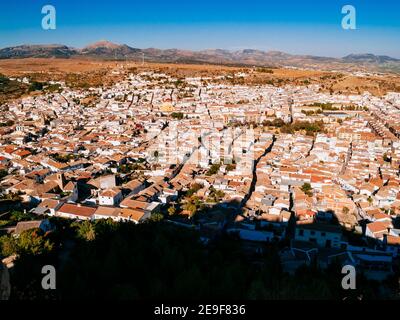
[0,42,399,73]
[80,40,140,58]
[343,53,399,63]
[0,44,76,58]
[83,40,127,50]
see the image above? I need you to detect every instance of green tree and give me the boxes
[383,153,391,162]
[206,163,221,176]
[0,169,8,180]
[149,213,164,222]
[9,210,36,223]
[301,183,313,196]
[186,183,203,196]
[28,81,44,92]
[74,220,96,241]
[171,112,184,120]
[167,206,176,216]
[17,229,54,255]
[0,235,18,256]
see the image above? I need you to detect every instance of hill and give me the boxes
[1,41,400,73]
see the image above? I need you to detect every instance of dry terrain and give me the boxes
[0,58,400,96]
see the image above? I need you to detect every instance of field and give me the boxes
[0,58,400,97]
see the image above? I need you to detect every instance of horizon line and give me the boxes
[1,40,398,60]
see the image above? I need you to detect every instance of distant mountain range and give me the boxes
[1,40,400,73]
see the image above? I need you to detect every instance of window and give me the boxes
[310,231,315,236]
[321,232,326,237]
[298,229,304,236]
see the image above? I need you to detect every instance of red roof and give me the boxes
[13,149,31,157]
[58,204,96,217]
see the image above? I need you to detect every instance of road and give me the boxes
[240,135,276,209]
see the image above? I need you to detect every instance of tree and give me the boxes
[183,195,204,217]
[2,218,391,300]
[9,210,36,223]
[171,112,184,120]
[74,220,96,241]
[28,81,44,92]
[301,183,313,197]
[383,153,391,163]
[183,201,197,215]
[206,163,221,176]
[186,183,203,196]
[17,229,54,255]
[149,213,164,222]
[168,206,176,216]
[0,235,18,256]
[1,192,22,202]
[0,169,8,180]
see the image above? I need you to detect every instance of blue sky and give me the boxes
[0,0,399,57]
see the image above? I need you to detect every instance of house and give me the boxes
[119,208,150,224]
[296,209,316,222]
[261,194,276,206]
[123,179,145,195]
[99,175,117,189]
[280,241,319,274]
[120,198,149,210]
[12,149,31,160]
[359,183,376,196]
[56,203,96,220]
[0,156,8,165]
[31,199,63,216]
[145,201,161,215]
[268,207,281,216]
[25,169,51,183]
[98,188,122,206]
[120,198,160,215]
[295,223,343,249]
[384,235,400,257]
[372,212,392,223]
[375,188,396,207]
[93,206,121,221]
[316,209,334,221]
[365,221,393,240]
[351,250,393,281]
[63,181,79,202]
[274,198,290,210]
[158,188,179,204]
[14,219,53,236]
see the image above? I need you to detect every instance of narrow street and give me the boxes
[340,141,353,175]
[240,135,276,209]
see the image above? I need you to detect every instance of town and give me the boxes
[1,65,400,288]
